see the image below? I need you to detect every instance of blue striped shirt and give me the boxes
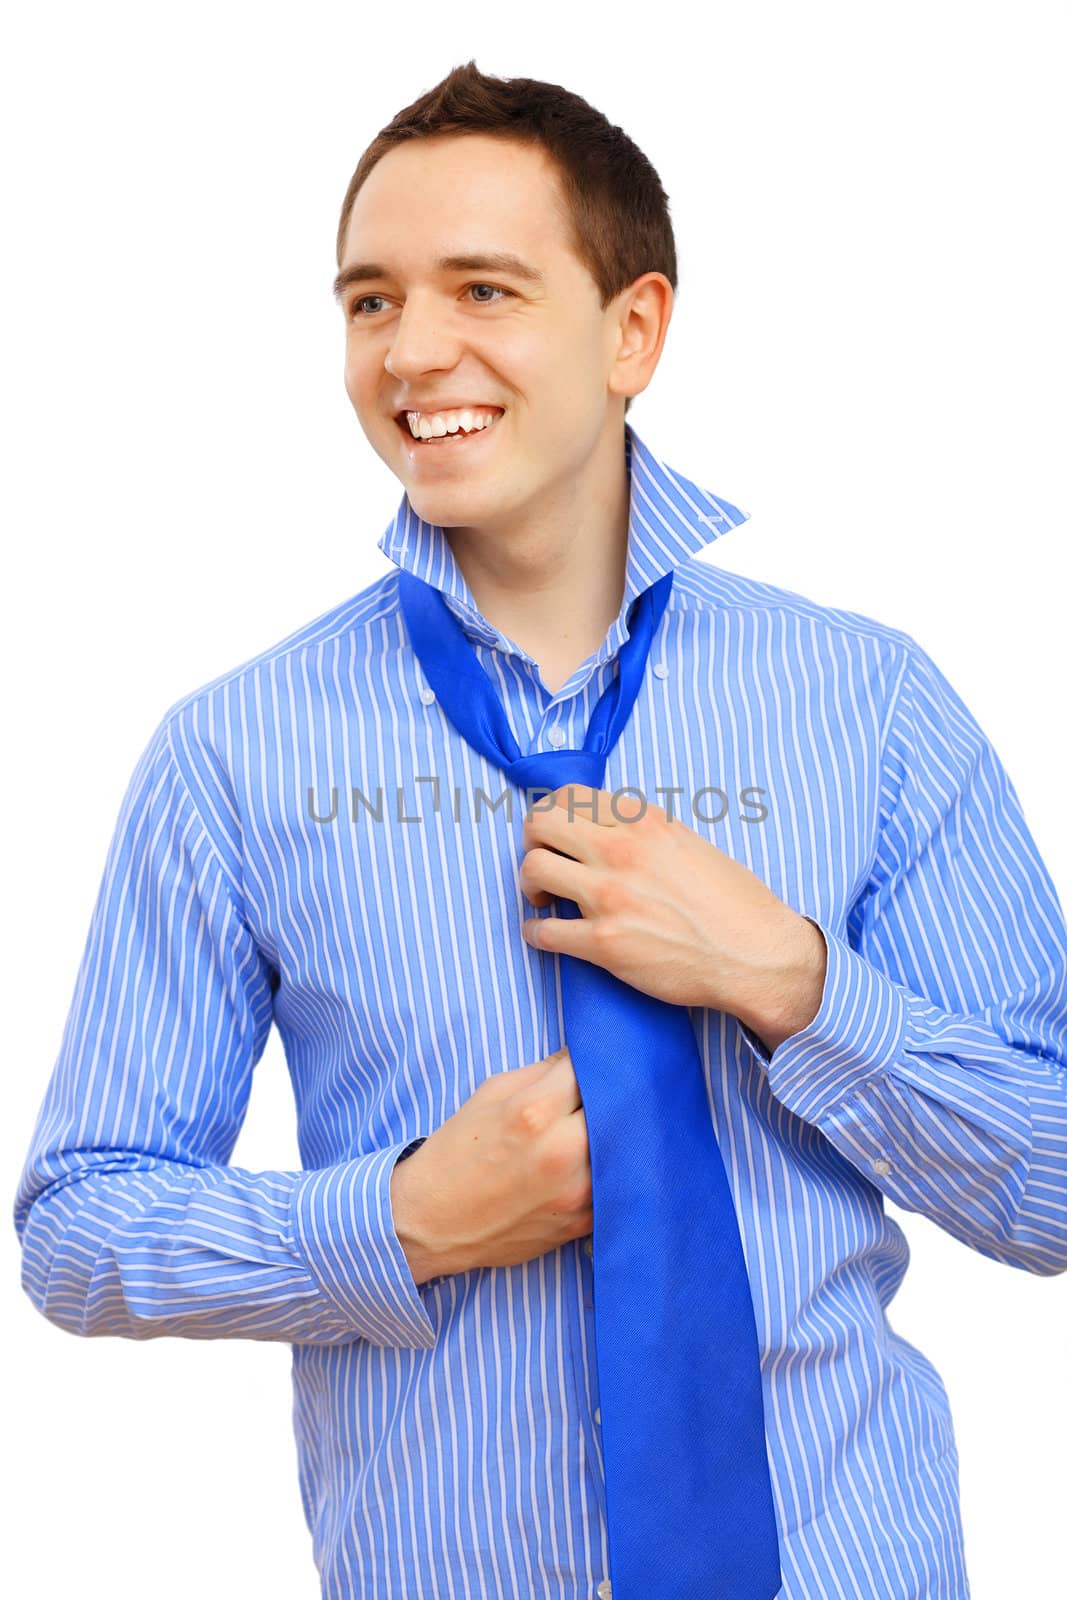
[14,422,1067,1599]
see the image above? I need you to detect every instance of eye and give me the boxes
[468,283,511,305]
[350,293,387,317]
[347,283,513,318]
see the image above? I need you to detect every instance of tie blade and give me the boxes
[561,955,782,1599]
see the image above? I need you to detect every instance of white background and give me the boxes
[3,2,1064,1595]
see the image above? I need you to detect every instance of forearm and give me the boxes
[17,1145,438,1347]
[739,919,1067,1276]
[13,719,440,1349]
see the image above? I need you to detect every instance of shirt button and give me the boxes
[419,687,436,705]
[872,1158,892,1176]
[652,661,668,679]
[583,1237,593,1258]
[593,1407,601,1424]
[596,1581,612,1599]
[547,725,567,747]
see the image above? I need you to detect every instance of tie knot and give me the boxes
[506,747,608,797]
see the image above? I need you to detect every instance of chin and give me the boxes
[404,485,481,524]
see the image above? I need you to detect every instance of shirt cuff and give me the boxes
[291,1140,438,1349]
[737,915,909,1125]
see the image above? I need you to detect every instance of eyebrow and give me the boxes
[331,251,545,303]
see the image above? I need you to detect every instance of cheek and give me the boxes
[544,319,606,390]
[342,351,372,411]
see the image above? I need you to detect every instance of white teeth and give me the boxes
[403,408,502,440]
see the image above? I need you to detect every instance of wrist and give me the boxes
[733,913,827,1055]
[390,1153,454,1286]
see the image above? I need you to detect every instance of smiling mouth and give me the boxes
[394,412,505,450]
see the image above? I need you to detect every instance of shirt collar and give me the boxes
[375,419,750,677]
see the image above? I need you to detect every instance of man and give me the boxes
[14,59,1067,1600]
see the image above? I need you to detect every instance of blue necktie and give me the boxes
[398,566,782,1600]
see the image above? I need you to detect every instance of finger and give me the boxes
[550,784,621,826]
[522,912,599,960]
[543,1043,585,1094]
[508,1050,581,1110]
[508,1048,567,1077]
[523,787,619,855]
[553,1060,585,1113]
[520,846,585,908]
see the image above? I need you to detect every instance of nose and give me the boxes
[383,290,462,383]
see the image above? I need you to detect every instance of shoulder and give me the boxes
[671,555,917,662]
[156,570,402,738]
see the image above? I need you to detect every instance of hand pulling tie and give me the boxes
[398,567,782,1600]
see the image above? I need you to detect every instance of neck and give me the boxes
[443,425,631,694]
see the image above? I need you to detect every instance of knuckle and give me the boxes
[539,1139,574,1182]
[558,1178,592,1214]
[509,1096,547,1139]
[589,914,619,956]
[601,830,635,871]
[595,876,629,917]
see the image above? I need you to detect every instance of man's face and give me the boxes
[337,133,637,534]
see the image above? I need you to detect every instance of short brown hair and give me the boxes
[335,60,679,417]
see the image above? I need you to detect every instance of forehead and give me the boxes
[341,134,570,266]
